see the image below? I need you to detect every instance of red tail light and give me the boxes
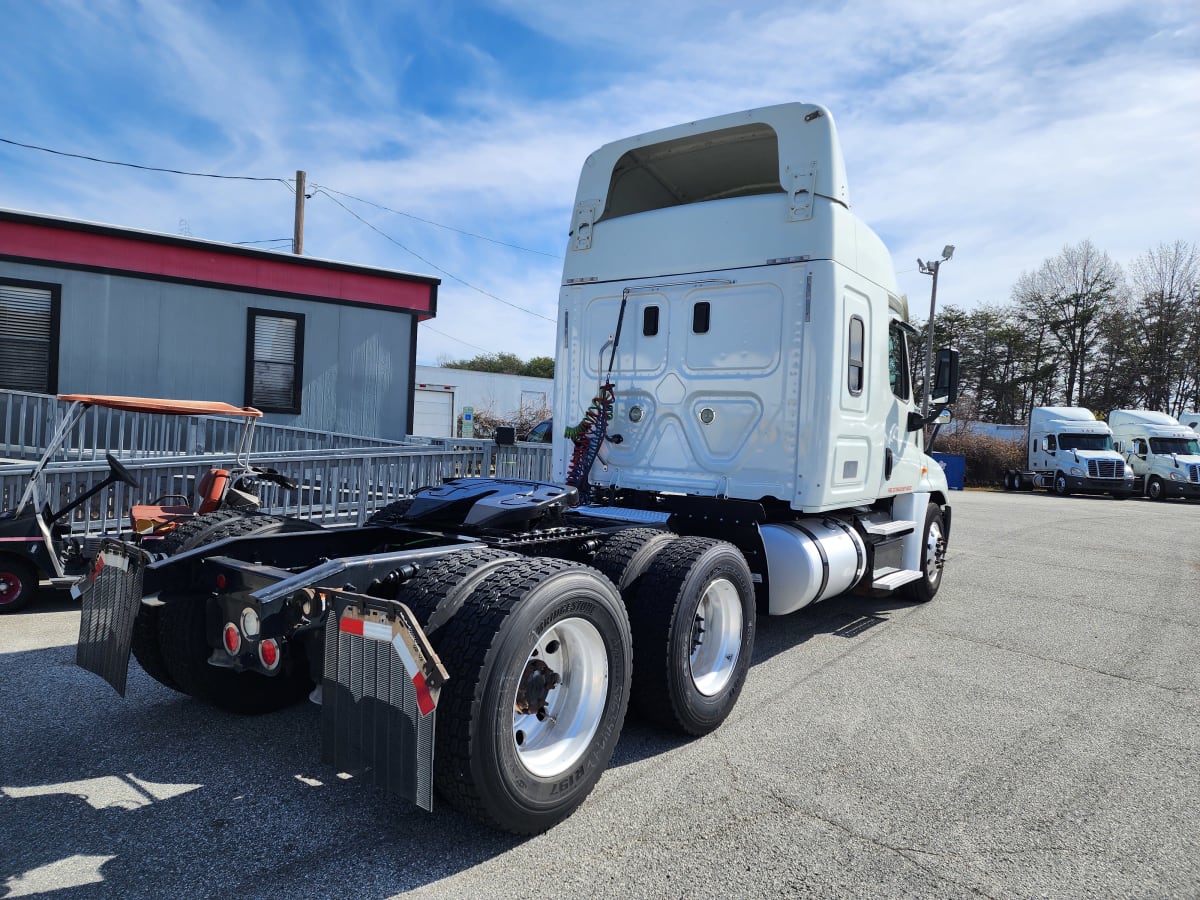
[258,639,280,670]
[222,623,241,655]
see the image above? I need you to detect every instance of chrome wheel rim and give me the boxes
[924,520,945,586]
[512,616,608,779]
[689,577,743,697]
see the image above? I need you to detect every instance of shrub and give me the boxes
[930,430,1025,487]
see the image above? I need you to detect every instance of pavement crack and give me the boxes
[904,623,1193,698]
[764,788,1000,899]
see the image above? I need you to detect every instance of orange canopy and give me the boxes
[58,394,263,418]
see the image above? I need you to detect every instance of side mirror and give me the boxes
[934,409,953,425]
[933,347,960,405]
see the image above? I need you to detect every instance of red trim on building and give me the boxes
[0,213,436,316]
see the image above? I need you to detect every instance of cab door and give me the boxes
[885,320,924,489]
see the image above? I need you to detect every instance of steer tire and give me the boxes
[0,558,39,614]
[1053,472,1070,496]
[591,528,678,599]
[902,503,947,604]
[393,548,523,637]
[157,594,313,714]
[432,557,631,834]
[1147,477,1165,501]
[629,537,756,737]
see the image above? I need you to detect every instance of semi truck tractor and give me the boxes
[1003,406,1135,497]
[1108,409,1200,500]
[75,102,959,834]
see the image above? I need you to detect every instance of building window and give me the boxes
[0,280,59,394]
[245,309,304,413]
[848,316,865,395]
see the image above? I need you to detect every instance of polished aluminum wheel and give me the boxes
[924,518,945,586]
[512,616,608,778]
[689,577,743,697]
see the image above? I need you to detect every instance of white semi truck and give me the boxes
[75,102,959,834]
[1003,406,1135,497]
[1108,409,1200,500]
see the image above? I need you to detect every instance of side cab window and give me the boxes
[888,322,911,401]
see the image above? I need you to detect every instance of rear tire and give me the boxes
[158,595,313,714]
[432,557,631,834]
[591,528,678,597]
[629,538,756,736]
[0,558,39,614]
[393,548,523,636]
[903,503,946,603]
[138,512,314,704]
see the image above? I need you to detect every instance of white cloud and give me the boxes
[0,0,1195,360]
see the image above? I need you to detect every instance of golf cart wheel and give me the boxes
[0,558,39,614]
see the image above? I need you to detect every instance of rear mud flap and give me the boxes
[76,542,150,697]
[321,594,448,812]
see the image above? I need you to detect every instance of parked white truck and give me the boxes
[1108,409,1200,500]
[1003,406,1135,497]
[76,102,959,834]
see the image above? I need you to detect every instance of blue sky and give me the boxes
[2,0,1196,365]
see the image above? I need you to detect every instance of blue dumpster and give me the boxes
[930,452,966,490]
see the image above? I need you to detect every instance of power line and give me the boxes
[2,134,559,327]
[313,183,561,259]
[0,136,290,185]
[312,188,556,323]
[419,322,495,355]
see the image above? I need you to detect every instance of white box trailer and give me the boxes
[1108,409,1200,500]
[75,102,961,835]
[1004,406,1135,497]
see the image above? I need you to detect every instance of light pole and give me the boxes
[918,245,954,417]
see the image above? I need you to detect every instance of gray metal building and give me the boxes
[0,208,438,441]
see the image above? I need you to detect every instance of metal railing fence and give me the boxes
[1,388,413,462]
[0,442,555,534]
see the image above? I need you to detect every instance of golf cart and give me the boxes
[0,393,295,613]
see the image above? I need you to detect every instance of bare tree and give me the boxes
[1127,241,1200,415]
[1012,240,1123,407]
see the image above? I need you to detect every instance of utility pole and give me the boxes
[918,244,955,417]
[293,170,306,255]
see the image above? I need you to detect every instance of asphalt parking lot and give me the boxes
[2,489,1198,898]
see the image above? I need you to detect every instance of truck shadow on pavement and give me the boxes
[0,589,924,898]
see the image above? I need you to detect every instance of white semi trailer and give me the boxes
[1108,409,1200,500]
[1003,406,1135,497]
[76,102,959,834]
